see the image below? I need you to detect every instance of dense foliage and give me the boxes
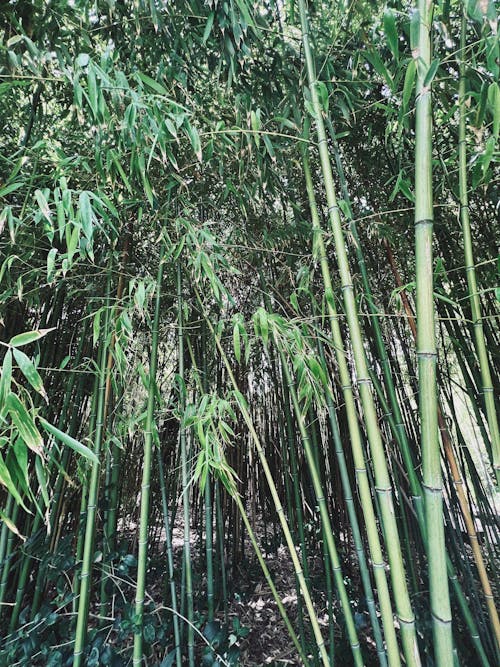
[0,0,498,665]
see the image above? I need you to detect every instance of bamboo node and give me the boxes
[416,351,437,359]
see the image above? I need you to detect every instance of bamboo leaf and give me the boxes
[0,349,12,413]
[9,328,55,347]
[383,9,399,61]
[6,393,43,456]
[35,455,50,507]
[423,59,440,88]
[233,322,241,363]
[39,418,99,464]
[184,120,202,162]
[137,72,169,96]
[402,59,416,113]
[87,64,98,115]
[262,134,276,161]
[79,192,94,241]
[0,509,25,540]
[0,451,26,509]
[0,182,22,198]
[203,11,215,44]
[47,247,58,284]
[35,189,52,222]
[13,348,47,402]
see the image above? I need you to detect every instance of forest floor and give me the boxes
[155,515,371,666]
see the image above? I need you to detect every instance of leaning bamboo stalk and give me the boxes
[297,3,421,663]
[278,344,363,666]
[197,290,331,667]
[301,123,402,667]
[186,340,311,666]
[457,13,500,487]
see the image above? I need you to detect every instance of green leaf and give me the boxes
[13,348,47,401]
[262,134,276,161]
[35,455,50,507]
[402,59,416,113]
[250,109,261,147]
[79,191,93,241]
[316,81,329,112]
[6,393,43,455]
[0,349,12,413]
[203,11,215,44]
[87,64,98,115]
[39,418,99,464]
[0,452,26,509]
[9,328,55,347]
[35,189,52,222]
[0,508,25,539]
[143,623,155,643]
[384,9,399,61]
[12,438,29,494]
[137,72,169,96]
[185,120,202,162]
[93,308,101,347]
[0,182,23,198]
[423,59,440,88]
[47,247,58,284]
[233,322,241,363]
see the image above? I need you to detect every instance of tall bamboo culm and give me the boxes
[73,273,112,667]
[132,243,165,664]
[458,13,500,487]
[413,0,453,658]
[296,4,422,664]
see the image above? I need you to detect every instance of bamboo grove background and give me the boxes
[0,0,498,665]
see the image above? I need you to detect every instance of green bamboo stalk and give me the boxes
[317,339,388,667]
[279,375,309,655]
[327,120,424,526]
[383,246,492,666]
[73,276,112,667]
[279,347,363,666]
[198,290,331,667]
[186,336,311,666]
[157,447,182,667]
[458,12,500,487]
[297,3,421,662]
[200,322,215,622]
[132,244,165,664]
[0,501,19,613]
[0,496,14,572]
[178,262,195,667]
[413,0,453,655]
[73,363,100,616]
[214,480,228,625]
[233,492,312,667]
[300,125,401,667]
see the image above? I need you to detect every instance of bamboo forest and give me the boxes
[0,0,498,665]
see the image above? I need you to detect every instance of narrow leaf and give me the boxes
[39,418,99,464]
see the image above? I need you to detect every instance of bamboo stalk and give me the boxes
[73,275,112,667]
[198,290,331,667]
[300,121,402,666]
[297,3,421,662]
[457,12,500,487]
[132,244,165,664]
